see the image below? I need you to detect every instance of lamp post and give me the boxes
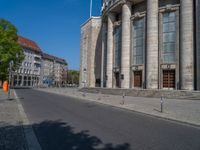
[8,60,13,99]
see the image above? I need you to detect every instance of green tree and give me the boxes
[0,19,24,81]
[67,70,79,85]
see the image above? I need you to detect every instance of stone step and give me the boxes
[79,88,200,100]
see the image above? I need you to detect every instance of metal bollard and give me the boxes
[160,97,164,113]
[82,91,86,97]
[121,92,125,105]
[98,91,101,100]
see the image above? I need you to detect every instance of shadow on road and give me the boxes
[32,120,131,150]
[0,122,27,150]
[0,120,131,150]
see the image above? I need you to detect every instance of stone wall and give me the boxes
[80,17,102,88]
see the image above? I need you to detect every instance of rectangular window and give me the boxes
[114,26,121,67]
[132,17,145,65]
[162,12,176,63]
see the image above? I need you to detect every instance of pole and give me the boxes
[160,97,163,113]
[8,61,13,99]
[90,0,92,17]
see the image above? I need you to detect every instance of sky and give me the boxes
[0,0,101,70]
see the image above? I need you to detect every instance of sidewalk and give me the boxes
[38,88,200,127]
[0,89,27,150]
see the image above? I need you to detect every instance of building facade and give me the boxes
[13,36,42,87]
[79,17,102,88]
[195,0,200,90]
[80,0,200,90]
[12,36,67,87]
[41,53,67,87]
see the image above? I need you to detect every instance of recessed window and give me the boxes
[114,26,122,68]
[132,17,145,65]
[162,12,176,63]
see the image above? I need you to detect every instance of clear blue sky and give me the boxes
[0,0,101,70]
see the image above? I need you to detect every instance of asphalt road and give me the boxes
[16,89,200,150]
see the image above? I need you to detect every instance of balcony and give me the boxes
[34,54,41,59]
[34,57,41,65]
[34,60,41,65]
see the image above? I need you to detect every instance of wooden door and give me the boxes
[163,70,175,88]
[115,72,120,88]
[134,71,142,88]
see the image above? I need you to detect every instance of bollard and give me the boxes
[82,91,86,97]
[98,91,101,100]
[121,92,125,105]
[160,97,163,113]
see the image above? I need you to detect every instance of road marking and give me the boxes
[14,90,42,150]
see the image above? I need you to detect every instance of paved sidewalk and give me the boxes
[38,88,200,127]
[0,89,27,150]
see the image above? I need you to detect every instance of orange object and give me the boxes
[3,80,9,93]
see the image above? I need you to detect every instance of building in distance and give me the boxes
[12,36,67,87]
[41,53,68,87]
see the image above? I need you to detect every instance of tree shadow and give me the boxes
[0,120,131,150]
[0,122,27,150]
[32,120,131,150]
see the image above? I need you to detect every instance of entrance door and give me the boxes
[115,72,120,88]
[134,71,142,88]
[163,70,175,88]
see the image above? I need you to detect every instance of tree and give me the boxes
[66,70,79,86]
[0,19,24,81]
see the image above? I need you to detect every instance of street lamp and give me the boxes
[8,60,13,99]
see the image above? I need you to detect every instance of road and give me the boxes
[16,89,200,150]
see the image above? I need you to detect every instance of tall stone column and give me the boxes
[180,0,194,90]
[196,0,200,90]
[106,13,115,88]
[121,2,131,88]
[101,22,107,88]
[146,0,159,89]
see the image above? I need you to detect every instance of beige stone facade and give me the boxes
[80,0,200,90]
[79,17,102,88]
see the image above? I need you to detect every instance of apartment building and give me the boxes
[13,36,42,87]
[41,53,67,87]
[12,36,67,87]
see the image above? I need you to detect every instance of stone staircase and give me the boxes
[79,87,200,100]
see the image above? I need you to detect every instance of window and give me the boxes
[132,17,145,65]
[114,26,121,68]
[162,12,176,63]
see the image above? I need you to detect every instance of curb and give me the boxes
[14,90,42,150]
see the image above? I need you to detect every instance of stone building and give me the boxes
[195,0,200,90]
[41,53,67,87]
[80,0,200,90]
[79,17,102,88]
[13,36,42,87]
